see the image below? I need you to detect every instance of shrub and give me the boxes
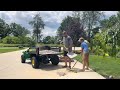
[18,45,24,49]
[116,52,120,58]
[2,36,20,44]
[2,36,12,44]
[0,44,29,47]
[28,39,36,47]
[11,37,20,44]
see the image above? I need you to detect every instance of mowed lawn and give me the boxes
[0,47,25,53]
[74,55,120,79]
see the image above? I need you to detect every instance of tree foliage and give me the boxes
[72,11,103,40]
[0,18,11,39]
[42,36,58,44]
[93,11,120,57]
[100,15,118,29]
[0,18,30,39]
[10,23,30,37]
[57,16,86,46]
[29,13,45,43]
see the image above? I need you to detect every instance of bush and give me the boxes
[0,44,29,47]
[116,52,120,58]
[18,45,24,49]
[18,36,27,44]
[28,39,36,47]
[116,46,120,54]
[2,36,20,44]
[1,36,35,45]
[2,36,12,44]
[11,37,20,44]
[93,46,103,56]
[0,39,2,43]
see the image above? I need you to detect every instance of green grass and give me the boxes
[0,47,26,53]
[74,55,120,79]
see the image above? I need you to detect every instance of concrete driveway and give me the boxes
[0,49,105,79]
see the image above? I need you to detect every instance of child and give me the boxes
[79,37,89,71]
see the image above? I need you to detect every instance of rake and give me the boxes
[71,60,78,69]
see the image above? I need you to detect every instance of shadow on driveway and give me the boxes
[25,61,64,71]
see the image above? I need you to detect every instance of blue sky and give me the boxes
[0,11,118,37]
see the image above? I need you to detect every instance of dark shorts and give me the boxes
[63,51,68,56]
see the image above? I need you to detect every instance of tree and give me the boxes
[27,37,36,47]
[0,18,11,39]
[29,13,45,43]
[117,11,120,20]
[99,11,120,57]
[100,15,118,29]
[94,20,120,58]
[42,36,56,44]
[72,11,87,30]
[42,36,51,44]
[10,23,30,37]
[83,11,103,41]
[107,23,120,57]
[57,16,86,46]
[72,11,104,51]
[72,11,103,41]
[99,19,109,28]
[0,18,30,39]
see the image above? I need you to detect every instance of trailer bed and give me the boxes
[39,50,61,55]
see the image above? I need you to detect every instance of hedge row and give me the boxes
[0,44,29,47]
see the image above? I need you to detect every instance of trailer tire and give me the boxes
[50,55,59,65]
[31,56,39,68]
[21,55,25,63]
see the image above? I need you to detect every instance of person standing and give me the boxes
[62,31,73,69]
[79,37,89,71]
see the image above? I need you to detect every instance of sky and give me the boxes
[0,11,118,37]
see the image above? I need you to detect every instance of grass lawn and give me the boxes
[74,55,120,79]
[0,47,26,53]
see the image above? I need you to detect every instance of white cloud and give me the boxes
[37,11,72,23]
[104,11,117,15]
[42,26,57,37]
[0,11,72,37]
[0,11,118,37]
[103,11,118,18]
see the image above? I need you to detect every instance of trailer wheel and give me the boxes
[50,55,59,65]
[21,55,25,63]
[31,57,39,68]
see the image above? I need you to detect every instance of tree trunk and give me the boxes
[37,34,38,43]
